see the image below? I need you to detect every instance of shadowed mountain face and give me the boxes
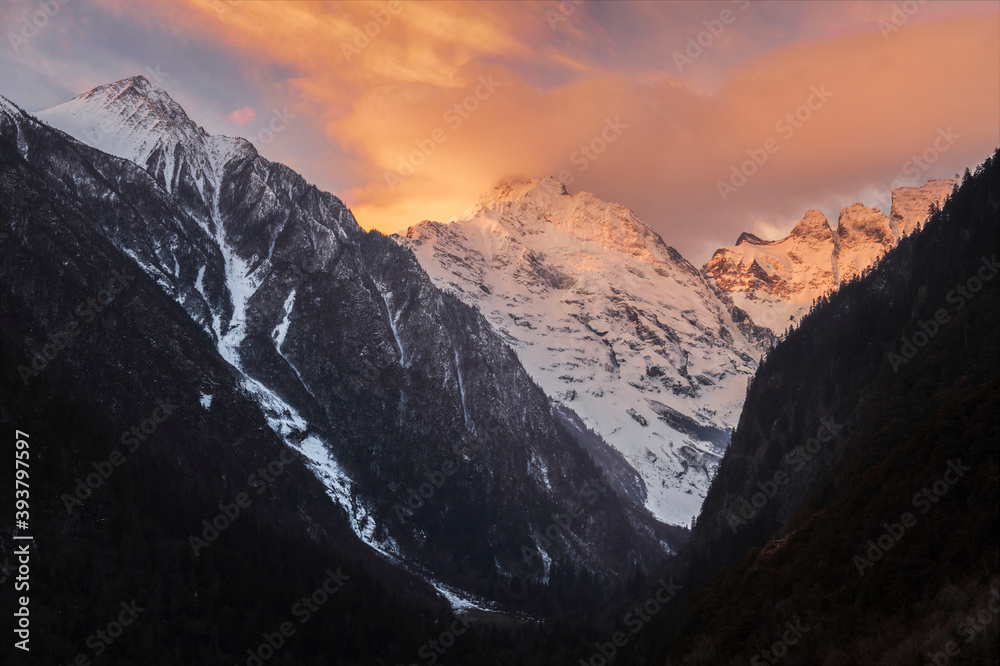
[2,78,676,615]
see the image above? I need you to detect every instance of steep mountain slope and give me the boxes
[705,179,957,337]
[0,95,452,664]
[5,77,674,612]
[889,178,958,237]
[834,201,896,283]
[399,177,759,526]
[643,151,999,666]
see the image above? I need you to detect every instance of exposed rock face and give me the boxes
[889,178,957,238]
[704,179,957,339]
[704,209,836,336]
[835,203,895,285]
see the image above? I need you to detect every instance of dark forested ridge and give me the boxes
[641,149,1000,665]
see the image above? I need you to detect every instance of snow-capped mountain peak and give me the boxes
[705,178,958,339]
[36,75,252,200]
[400,178,760,526]
[450,176,687,271]
[703,207,836,337]
[790,208,835,242]
[465,175,568,210]
[38,75,198,164]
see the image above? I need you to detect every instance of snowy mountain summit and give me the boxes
[37,75,251,198]
[704,178,958,337]
[400,177,760,526]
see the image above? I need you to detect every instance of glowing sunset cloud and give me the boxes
[225,106,257,126]
[1,0,996,260]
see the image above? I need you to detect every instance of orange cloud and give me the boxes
[225,106,256,125]
[94,0,999,261]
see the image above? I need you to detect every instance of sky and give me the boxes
[1,0,997,262]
